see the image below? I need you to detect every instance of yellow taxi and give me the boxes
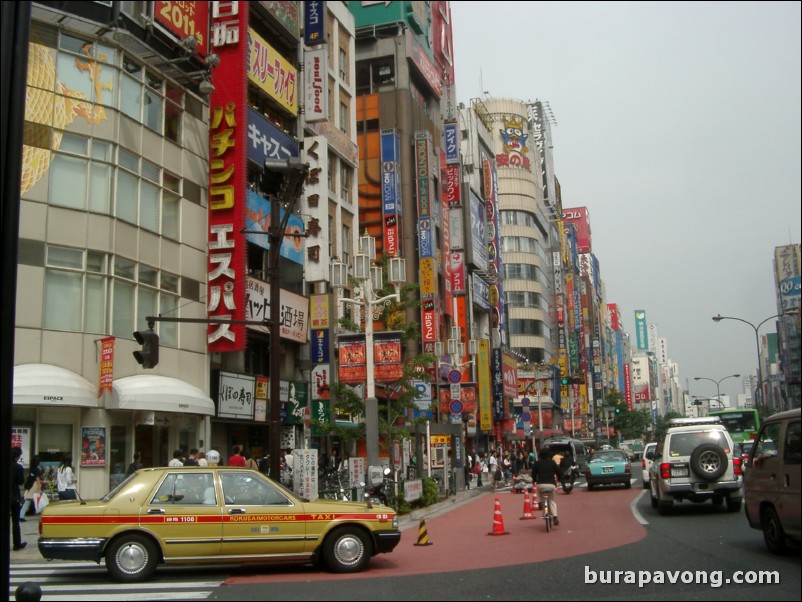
[38,467,400,582]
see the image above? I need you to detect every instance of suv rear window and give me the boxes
[668,431,730,457]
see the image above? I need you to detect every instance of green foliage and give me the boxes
[420,477,440,507]
[612,406,653,440]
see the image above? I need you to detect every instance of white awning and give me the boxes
[13,364,98,408]
[111,375,215,416]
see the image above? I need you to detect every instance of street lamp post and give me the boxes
[712,313,781,415]
[332,232,405,468]
[693,374,740,410]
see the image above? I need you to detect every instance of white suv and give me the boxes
[648,417,743,515]
[641,442,657,489]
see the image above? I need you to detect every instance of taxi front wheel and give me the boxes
[106,534,159,582]
[322,526,372,573]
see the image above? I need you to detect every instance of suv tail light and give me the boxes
[733,456,742,476]
[642,458,647,469]
[660,463,672,479]
[625,463,631,475]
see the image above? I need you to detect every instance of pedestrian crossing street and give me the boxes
[8,562,224,601]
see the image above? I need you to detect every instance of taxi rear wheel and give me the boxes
[106,534,159,582]
[322,526,372,573]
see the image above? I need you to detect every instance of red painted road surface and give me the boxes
[225,486,647,584]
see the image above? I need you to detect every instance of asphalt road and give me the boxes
[10,471,799,601]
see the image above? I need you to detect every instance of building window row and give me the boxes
[506,291,543,309]
[501,236,542,255]
[503,263,541,281]
[37,32,192,143]
[500,209,538,228]
[44,245,179,346]
[47,133,182,239]
[508,319,546,337]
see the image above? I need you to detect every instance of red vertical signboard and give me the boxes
[207,2,248,352]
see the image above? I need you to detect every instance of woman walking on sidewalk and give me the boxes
[20,455,42,521]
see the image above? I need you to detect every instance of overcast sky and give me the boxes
[451,1,802,402]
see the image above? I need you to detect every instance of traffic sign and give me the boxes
[521,397,530,407]
[449,400,463,414]
[450,383,461,399]
[522,412,531,422]
[448,369,461,384]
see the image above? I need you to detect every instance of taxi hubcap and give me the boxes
[333,535,362,565]
[118,542,147,573]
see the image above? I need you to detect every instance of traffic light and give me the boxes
[260,160,287,195]
[561,376,569,386]
[133,327,159,369]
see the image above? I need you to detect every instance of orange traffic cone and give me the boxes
[531,487,540,510]
[414,517,433,546]
[487,497,510,536]
[520,491,535,520]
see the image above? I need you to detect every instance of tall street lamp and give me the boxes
[693,374,740,409]
[332,232,405,468]
[712,313,781,415]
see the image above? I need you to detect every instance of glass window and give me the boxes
[89,162,112,213]
[754,423,781,460]
[114,257,136,280]
[220,472,290,506]
[50,154,88,209]
[784,421,800,465]
[112,279,135,338]
[44,270,82,330]
[139,180,160,232]
[84,274,106,333]
[120,72,142,121]
[159,293,179,348]
[116,171,138,223]
[47,246,83,269]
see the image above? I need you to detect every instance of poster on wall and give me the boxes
[81,427,106,467]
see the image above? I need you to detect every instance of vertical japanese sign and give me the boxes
[634,310,648,350]
[98,336,114,397]
[381,130,401,256]
[303,0,325,46]
[478,340,492,432]
[208,2,248,352]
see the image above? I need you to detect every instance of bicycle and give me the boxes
[541,488,554,532]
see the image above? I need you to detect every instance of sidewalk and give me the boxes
[10,483,503,564]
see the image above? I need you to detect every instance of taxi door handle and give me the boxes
[148,508,166,515]
[228,508,246,515]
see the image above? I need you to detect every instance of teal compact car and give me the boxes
[585,450,632,490]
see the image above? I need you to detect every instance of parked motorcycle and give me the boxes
[366,467,394,507]
[560,463,579,493]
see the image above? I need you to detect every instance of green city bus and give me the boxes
[708,408,760,443]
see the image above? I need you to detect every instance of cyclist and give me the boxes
[532,449,562,526]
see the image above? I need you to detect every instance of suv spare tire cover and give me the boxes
[690,443,728,481]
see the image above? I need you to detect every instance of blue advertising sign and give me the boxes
[634,310,648,350]
[303,1,325,46]
[444,122,459,164]
[311,329,329,364]
[418,217,433,258]
[472,274,490,310]
[245,191,305,265]
[468,189,488,272]
[247,108,298,167]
